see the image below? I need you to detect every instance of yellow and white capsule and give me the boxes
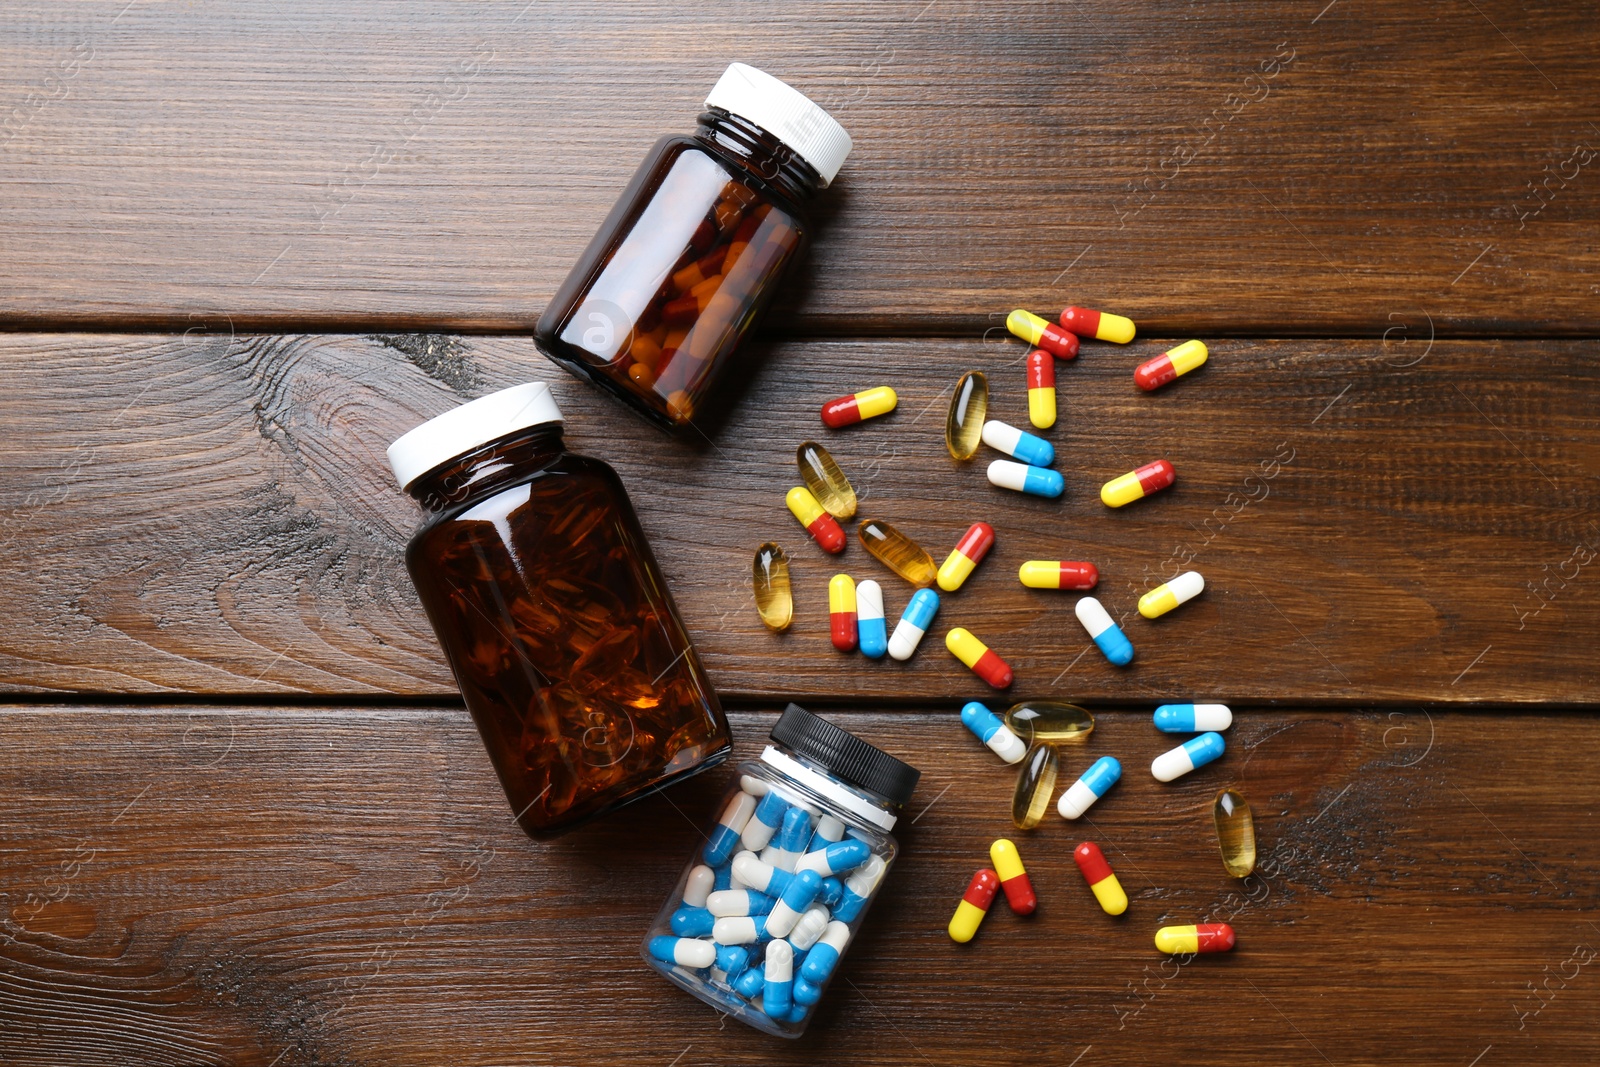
[1138,570,1204,618]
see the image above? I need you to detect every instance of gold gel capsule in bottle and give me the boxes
[1011,743,1059,830]
[752,543,794,632]
[857,518,937,586]
[1213,787,1256,877]
[796,441,857,520]
[1004,701,1095,746]
[945,371,989,460]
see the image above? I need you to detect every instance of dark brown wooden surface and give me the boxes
[0,706,1595,1067]
[2,1,1600,334]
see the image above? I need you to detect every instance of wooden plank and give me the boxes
[0,705,1594,1066]
[1,2,1598,333]
[2,332,1596,703]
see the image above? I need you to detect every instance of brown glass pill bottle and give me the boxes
[387,383,731,837]
[535,63,852,433]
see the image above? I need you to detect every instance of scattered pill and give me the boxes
[945,371,989,460]
[960,701,1027,764]
[981,419,1055,467]
[888,588,940,660]
[762,939,795,1016]
[672,906,715,937]
[1073,841,1129,916]
[1153,703,1233,733]
[1026,349,1056,429]
[857,518,937,586]
[936,521,996,591]
[948,868,1001,943]
[707,889,776,916]
[987,459,1065,498]
[821,386,897,428]
[1155,923,1236,954]
[946,627,1014,689]
[800,920,851,983]
[742,791,789,851]
[833,854,885,923]
[1007,308,1080,359]
[705,793,757,866]
[1214,788,1257,878]
[1018,560,1099,590]
[1004,701,1095,745]
[856,579,888,658]
[1134,339,1208,391]
[786,486,846,552]
[828,574,857,653]
[1011,743,1059,830]
[796,440,858,520]
[989,839,1037,915]
[1151,732,1226,782]
[1139,570,1204,618]
[683,864,715,908]
[1075,597,1134,666]
[752,543,793,632]
[1058,756,1122,820]
[765,869,822,938]
[650,935,717,969]
[795,839,871,878]
[1101,459,1175,507]
[1058,305,1136,344]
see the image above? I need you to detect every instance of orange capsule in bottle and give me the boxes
[1026,349,1056,429]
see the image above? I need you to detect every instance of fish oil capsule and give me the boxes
[1007,309,1080,359]
[1151,732,1226,782]
[1003,701,1094,745]
[1075,597,1133,666]
[1058,305,1136,344]
[981,419,1055,467]
[1155,923,1236,954]
[1011,743,1059,830]
[987,460,1065,498]
[1026,349,1056,429]
[937,521,996,592]
[796,441,858,520]
[856,579,887,658]
[1018,560,1099,590]
[1213,788,1257,878]
[828,574,858,652]
[821,386,897,428]
[857,519,937,586]
[650,936,717,970]
[960,701,1027,764]
[672,907,715,937]
[948,868,1000,943]
[1073,841,1128,916]
[752,543,793,632]
[762,939,795,1016]
[945,370,989,460]
[989,839,1036,915]
[705,793,758,865]
[1153,704,1233,733]
[946,627,1014,689]
[786,486,846,553]
[765,869,822,938]
[1134,340,1208,391]
[683,864,716,908]
[707,889,776,916]
[1139,570,1204,619]
[1101,459,1175,507]
[800,921,851,982]
[795,839,870,877]
[887,588,940,660]
[833,854,885,923]
[742,791,790,851]
[1058,756,1121,820]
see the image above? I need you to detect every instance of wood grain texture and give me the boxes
[0,705,1594,1066]
[2,1,1599,334]
[3,332,1596,703]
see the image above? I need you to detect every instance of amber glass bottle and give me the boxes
[388,383,730,837]
[535,63,852,433]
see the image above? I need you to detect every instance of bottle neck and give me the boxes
[760,745,899,831]
[405,424,566,515]
[695,109,823,205]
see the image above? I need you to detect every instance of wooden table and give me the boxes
[3,3,1597,1063]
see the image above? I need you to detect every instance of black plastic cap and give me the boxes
[770,704,921,807]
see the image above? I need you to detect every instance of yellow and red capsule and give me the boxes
[990,839,1036,916]
[1073,841,1128,916]
[786,486,846,553]
[1018,560,1099,590]
[828,574,857,652]
[1134,340,1208,391]
[946,627,1013,689]
[1006,309,1079,359]
[947,867,1000,943]
[1155,923,1236,954]
[821,386,897,428]
[1101,460,1176,508]
[936,522,995,592]
[1026,349,1056,429]
[1058,305,1136,344]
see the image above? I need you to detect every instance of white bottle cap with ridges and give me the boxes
[704,63,853,187]
[386,382,562,490]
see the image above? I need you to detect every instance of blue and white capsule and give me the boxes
[888,587,940,660]
[960,701,1027,764]
[706,888,775,917]
[816,876,843,908]
[732,850,792,899]
[670,906,715,937]
[1075,596,1134,666]
[795,838,871,878]
[808,814,845,853]
[982,419,1055,467]
[987,459,1065,498]
[764,869,822,939]
[713,944,750,985]
[789,904,830,951]
[1153,703,1233,733]
[1152,731,1227,782]
[712,862,733,892]
[704,792,756,865]
[741,791,790,851]
[856,579,888,658]
[762,939,795,1018]
[682,864,715,908]
[762,806,813,873]
[733,961,766,997]
[800,920,851,983]
[1057,755,1122,819]
[711,913,770,945]
[793,975,824,1005]
[649,935,716,970]
[832,853,885,923]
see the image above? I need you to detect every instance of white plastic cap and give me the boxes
[386,382,562,490]
[705,63,853,187]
